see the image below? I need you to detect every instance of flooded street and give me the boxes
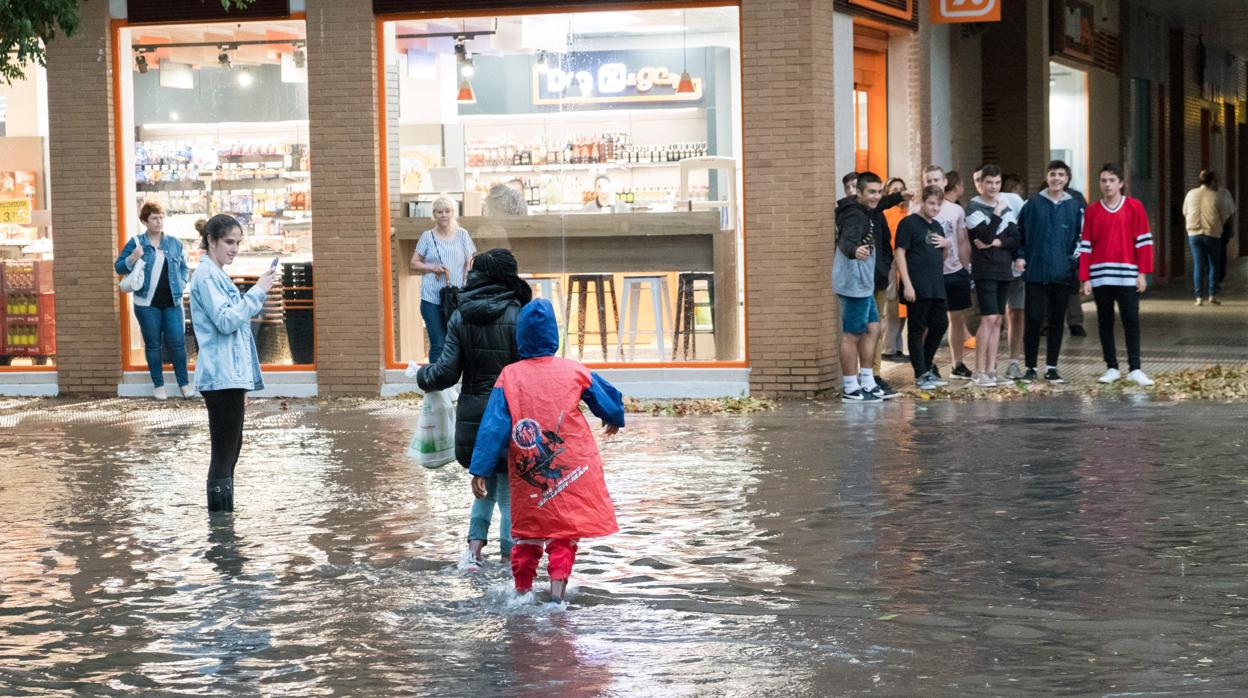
[2,396,1247,696]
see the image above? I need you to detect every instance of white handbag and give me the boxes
[118,236,146,293]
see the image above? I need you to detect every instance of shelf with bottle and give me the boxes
[466,133,710,171]
[134,141,311,186]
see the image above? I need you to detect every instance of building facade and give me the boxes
[0,0,1242,398]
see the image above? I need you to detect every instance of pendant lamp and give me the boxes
[457,78,477,104]
[675,11,695,95]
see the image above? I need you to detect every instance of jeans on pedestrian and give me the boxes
[467,471,512,557]
[905,298,948,379]
[1188,234,1220,298]
[1092,286,1142,372]
[420,299,448,363]
[1023,282,1073,368]
[134,303,189,387]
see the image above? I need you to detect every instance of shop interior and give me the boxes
[118,20,315,369]
[384,6,744,365]
[0,62,54,368]
[1050,62,1090,194]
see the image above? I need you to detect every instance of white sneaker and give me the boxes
[153,386,168,401]
[973,373,997,388]
[1098,368,1121,384]
[180,385,195,399]
[1005,360,1024,380]
[1127,369,1154,387]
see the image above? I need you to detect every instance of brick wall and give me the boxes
[741,0,841,397]
[305,0,384,394]
[979,0,1047,180]
[45,1,121,395]
[948,28,982,180]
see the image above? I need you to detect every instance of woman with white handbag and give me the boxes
[113,201,192,400]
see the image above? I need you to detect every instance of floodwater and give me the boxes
[2,396,1247,696]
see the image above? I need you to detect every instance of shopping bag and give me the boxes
[407,389,456,468]
[118,237,146,293]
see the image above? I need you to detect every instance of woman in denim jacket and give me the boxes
[189,214,276,512]
[114,202,192,400]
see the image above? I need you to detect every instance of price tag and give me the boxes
[0,198,33,225]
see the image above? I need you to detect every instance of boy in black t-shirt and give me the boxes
[894,186,953,390]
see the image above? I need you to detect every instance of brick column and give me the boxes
[45,1,121,395]
[741,0,841,397]
[305,0,384,395]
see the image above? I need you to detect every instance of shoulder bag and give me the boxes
[118,236,146,293]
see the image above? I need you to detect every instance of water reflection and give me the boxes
[2,398,1248,694]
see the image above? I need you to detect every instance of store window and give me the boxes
[0,61,56,369]
[381,5,744,366]
[117,20,315,371]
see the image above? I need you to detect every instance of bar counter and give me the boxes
[394,211,740,360]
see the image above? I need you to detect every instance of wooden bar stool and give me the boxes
[672,272,715,360]
[616,275,672,361]
[564,274,618,361]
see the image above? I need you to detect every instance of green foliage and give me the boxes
[1,0,255,85]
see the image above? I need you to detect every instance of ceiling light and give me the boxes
[218,47,232,69]
[460,58,475,79]
[135,51,149,74]
[675,70,696,95]
[675,10,694,95]
[237,71,253,87]
[457,77,476,104]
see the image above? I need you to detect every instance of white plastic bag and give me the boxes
[407,389,455,468]
[119,237,146,293]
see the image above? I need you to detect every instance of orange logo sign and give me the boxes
[931,0,1002,24]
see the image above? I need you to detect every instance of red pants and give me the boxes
[511,539,578,593]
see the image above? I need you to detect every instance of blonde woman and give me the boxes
[410,197,475,362]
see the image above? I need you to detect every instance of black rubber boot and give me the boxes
[207,478,234,513]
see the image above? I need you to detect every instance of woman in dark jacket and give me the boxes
[417,248,531,567]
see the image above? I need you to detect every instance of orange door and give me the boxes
[853,46,888,177]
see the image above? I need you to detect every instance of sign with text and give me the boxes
[533,54,703,106]
[930,0,1001,23]
[0,198,32,225]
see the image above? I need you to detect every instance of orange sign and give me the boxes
[931,0,1002,23]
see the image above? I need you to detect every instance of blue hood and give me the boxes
[517,298,560,358]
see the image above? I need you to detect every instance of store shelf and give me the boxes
[136,174,310,193]
[466,161,687,175]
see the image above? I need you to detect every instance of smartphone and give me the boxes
[270,257,280,271]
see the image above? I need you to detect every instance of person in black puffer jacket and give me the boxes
[417,248,532,565]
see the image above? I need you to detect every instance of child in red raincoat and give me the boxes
[468,298,625,605]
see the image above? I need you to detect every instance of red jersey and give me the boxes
[1078,196,1153,287]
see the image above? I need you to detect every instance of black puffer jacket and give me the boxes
[416,272,522,467]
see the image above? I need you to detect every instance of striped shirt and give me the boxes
[417,228,476,303]
[1078,197,1154,288]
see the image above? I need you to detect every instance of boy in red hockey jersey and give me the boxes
[468,298,625,606]
[1078,163,1155,386]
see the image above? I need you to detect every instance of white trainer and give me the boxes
[180,385,196,399]
[1098,368,1121,384]
[153,386,168,401]
[1127,369,1154,387]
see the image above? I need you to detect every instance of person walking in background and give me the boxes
[114,202,192,401]
[894,186,952,390]
[410,197,475,362]
[467,299,625,608]
[1216,181,1237,286]
[1080,163,1154,387]
[417,249,531,569]
[1182,170,1226,306]
[965,164,1020,387]
[189,214,278,512]
[1016,160,1085,383]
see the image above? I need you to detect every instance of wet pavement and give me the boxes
[2,396,1248,696]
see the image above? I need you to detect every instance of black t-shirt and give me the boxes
[149,262,174,309]
[894,213,948,301]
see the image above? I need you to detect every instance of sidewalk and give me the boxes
[880,257,1248,389]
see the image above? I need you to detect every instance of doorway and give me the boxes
[853,27,888,176]
[1049,62,1089,195]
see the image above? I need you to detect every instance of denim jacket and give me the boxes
[114,234,190,303]
[189,258,265,392]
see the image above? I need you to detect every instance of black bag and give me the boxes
[439,285,460,321]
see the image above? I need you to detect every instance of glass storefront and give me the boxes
[0,61,55,369]
[381,5,744,365]
[117,19,316,370]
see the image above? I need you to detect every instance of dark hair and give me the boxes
[921,185,945,202]
[884,177,907,193]
[1199,169,1218,188]
[1100,162,1125,181]
[856,171,882,189]
[979,164,1003,180]
[139,201,164,222]
[195,214,242,251]
[1046,160,1071,179]
[470,248,533,305]
[842,171,859,186]
[594,174,611,186]
[945,170,963,192]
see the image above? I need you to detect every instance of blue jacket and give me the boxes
[114,234,190,302]
[468,299,625,478]
[1017,191,1085,285]
[189,259,265,392]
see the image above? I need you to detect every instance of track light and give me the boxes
[135,50,149,74]
[293,48,305,68]
[218,46,232,69]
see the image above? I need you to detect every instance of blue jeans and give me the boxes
[420,300,448,363]
[134,304,188,387]
[1188,235,1221,298]
[467,471,512,557]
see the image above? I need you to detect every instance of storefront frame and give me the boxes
[374,0,750,372]
[109,13,318,379]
